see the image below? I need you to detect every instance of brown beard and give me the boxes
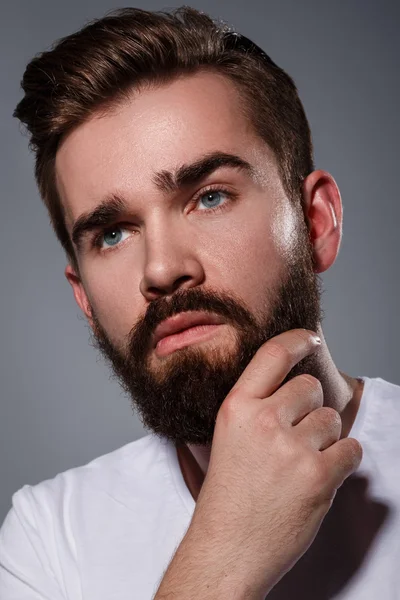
[89,218,323,445]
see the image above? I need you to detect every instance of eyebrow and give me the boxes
[71,151,255,251]
[153,151,255,193]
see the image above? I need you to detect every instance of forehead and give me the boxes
[55,71,277,225]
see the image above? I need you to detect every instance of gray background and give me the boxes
[1,0,399,524]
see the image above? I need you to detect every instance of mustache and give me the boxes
[126,286,259,352]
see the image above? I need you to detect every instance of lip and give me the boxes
[152,311,225,349]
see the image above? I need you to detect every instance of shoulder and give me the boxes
[9,432,167,522]
[0,433,172,593]
[358,376,400,451]
[363,376,400,416]
[369,377,400,399]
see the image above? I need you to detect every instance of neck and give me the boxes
[176,326,365,503]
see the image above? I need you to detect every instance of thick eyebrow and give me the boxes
[152,151,255,193]
[71,151,255,251]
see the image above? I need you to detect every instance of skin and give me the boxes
[55,70,364,502]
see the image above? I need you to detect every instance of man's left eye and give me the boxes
[197,190,228,210]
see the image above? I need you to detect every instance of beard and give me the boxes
[89,218,323,446]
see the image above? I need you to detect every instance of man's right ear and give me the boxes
[65,264,94,330]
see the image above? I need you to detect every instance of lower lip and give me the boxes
[155,324,222,357]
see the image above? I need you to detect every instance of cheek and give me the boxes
[208,207,295,308]
[81,263,142,343]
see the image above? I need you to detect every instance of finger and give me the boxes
[229,329,321,400]
[268,374,324,426]
[293,406,342,450]
[322,437,363,490]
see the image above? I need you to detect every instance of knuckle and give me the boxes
[316,406,342,427]
[296,373,323,393]
[345,437,364,463]
[255,404,280,431]
[218,391,241,422]
[264,342,292,363]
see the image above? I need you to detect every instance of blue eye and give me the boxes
[103,228,122,246]
[198,190,228,210]
[98,226,131,249]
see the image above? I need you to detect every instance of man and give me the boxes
[1,5,399,599]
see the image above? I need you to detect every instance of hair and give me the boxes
[14,5,314,272]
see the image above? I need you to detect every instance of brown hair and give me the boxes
[14,6,314,272]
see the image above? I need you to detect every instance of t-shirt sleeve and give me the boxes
[0,487,65,599]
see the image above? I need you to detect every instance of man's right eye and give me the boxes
[93,226,132,250]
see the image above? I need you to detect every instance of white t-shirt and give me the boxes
[1,376,400,599]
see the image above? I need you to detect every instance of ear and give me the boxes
[65,264,95,330]
[302,169,343,273]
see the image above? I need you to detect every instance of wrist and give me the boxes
[174,522,272,599]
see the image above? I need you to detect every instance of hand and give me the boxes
[189,329,363,597]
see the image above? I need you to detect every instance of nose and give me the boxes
[139,222,205,301]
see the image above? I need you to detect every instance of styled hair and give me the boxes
[14,5,314,271]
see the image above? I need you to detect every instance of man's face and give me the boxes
[56,71,322,445]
